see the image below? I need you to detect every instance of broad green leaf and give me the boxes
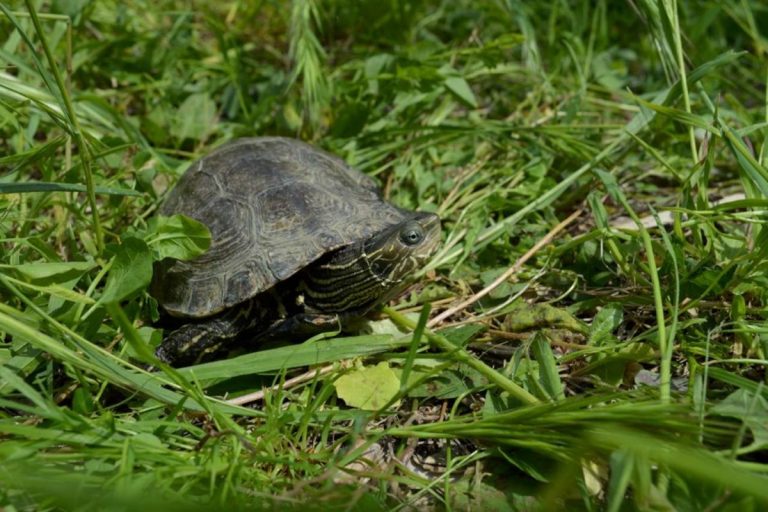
[146,214,211,261]
[171,93,217,142]
[366,313,421,336]
[480,267,516,299]
[591,50,629,90]
[438,323,485,347]
[531,333,564,401]
[450,480,513,512]
[589,306,623,346]
[398,367,468,398]
[364,53,392,96]
[100,237,153,304]
[399,363,489,399]
[443,76,477,108]
[711,389,768,450]
[334,361,400,411]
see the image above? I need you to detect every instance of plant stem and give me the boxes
[383,306,540,405]
[668,0,697,161]
[24,0,104,254]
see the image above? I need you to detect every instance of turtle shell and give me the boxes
[151,137,407,318]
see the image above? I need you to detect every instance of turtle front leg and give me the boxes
[155,301,259,366]
[259,312,343,342]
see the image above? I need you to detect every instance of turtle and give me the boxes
[150,137,441,366]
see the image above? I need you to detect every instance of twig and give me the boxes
[427,209,583,328]
[225,363,337,406]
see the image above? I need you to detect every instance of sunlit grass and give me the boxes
[2,0,768,510]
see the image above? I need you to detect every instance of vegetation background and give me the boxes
[1,0,768,510]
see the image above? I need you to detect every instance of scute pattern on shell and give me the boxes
[152,137,408,318]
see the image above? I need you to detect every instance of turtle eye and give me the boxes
[400,224,424,246]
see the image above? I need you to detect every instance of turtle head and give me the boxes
[300,211,440,315]
[364,211,441,285]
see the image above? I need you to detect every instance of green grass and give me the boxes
[2,0,768,510]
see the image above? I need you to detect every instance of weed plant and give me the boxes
[1,1,768,510]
